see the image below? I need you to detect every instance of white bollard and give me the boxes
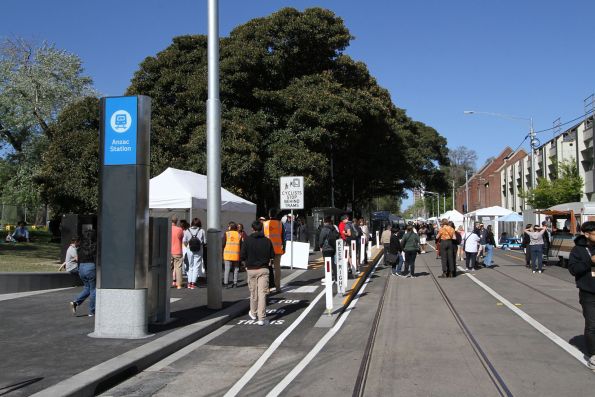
[360,236,365,264]
[324,256,333,314]
[343,245,350,287]
[367,241,372,259]
[350,240,358,275]
[336,239,345,295]
[375,231,380,247]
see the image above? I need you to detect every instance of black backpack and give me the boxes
[188,229,202,252]
[321,226,338,252]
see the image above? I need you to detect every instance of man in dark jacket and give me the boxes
[240,220,275,326]
[568,221,595,370]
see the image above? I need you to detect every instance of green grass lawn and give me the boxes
[0,231,62,272]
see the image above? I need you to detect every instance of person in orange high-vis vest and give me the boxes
[222,222,242,288]
[264,209,284,291]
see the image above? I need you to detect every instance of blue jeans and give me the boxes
[530,244,544,271]
[394,253,404,274]
[484,244,494,267]
[74,262,96,314]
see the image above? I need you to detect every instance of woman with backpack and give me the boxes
[184,218,206,289]
[401,224,420,278]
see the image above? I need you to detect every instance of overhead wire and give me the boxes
[533,111,592,134]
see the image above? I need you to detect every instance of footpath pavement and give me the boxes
[0,249,378,397]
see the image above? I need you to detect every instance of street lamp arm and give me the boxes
[464,110,531,123]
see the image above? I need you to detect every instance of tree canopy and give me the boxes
[0,38,95,212]
[38,7,449,216]
[522,161,583,209]
[123,7,448,213]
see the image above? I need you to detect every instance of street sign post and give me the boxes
[280,176,304,270]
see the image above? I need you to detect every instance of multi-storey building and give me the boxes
[456,114,595,212]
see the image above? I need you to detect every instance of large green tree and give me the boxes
[40,7,449,216]
[0,38,95,211]
[37,97,100,215]
[125,7,448,213]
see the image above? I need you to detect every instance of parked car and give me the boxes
[500,237,523,250]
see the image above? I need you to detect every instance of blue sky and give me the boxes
[2,0,594,209]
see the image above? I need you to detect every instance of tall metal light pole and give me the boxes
[206,0,222,309]
[464,110,537,205]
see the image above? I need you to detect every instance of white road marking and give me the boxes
[287,286,318,293]
[456,265,588,367]
[224,289,326,397]
[170,298,181,303]
[0,287,74,302]
[266,257,382,397]
[146,325,234,371]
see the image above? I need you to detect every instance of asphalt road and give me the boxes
[94,249,595,396]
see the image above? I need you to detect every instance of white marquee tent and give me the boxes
[438,210,464,228]
[464,206,514,246]
[149,168,257,229]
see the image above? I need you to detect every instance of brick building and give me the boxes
[455,147,513,213]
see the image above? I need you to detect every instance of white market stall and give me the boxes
[438,210,464,229]
[149,168,257,230]
[497,212,524,240]
[464,206,514,247]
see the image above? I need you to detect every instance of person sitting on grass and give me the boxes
[11,221,30,242]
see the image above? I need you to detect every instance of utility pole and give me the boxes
[529,117,537,192]
[206,0,222,309]
[452,180,455,210]
[465,170,469,213]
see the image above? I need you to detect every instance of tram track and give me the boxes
[352,263,391,397]
[421,254,514,397]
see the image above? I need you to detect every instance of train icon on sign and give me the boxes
[110,110,132,133]
[115,114,127,128]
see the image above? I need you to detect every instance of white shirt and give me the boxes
[183,227,205,247]
[464,233,481,253]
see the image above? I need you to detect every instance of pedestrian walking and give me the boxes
[60,236,79,274]
[184,218,206,289]
[360,218,370,264]
[179,219,190,276]
[241,220,275,326]
[69,230,97,317]
[568,221,595,371]
[484,225,496,268]
[297,217,308,243]
[437,219,456,278]
[477,223,487,259]
[526,224,547,274]
[449,221,460,267]
[463,229,481,271]
[522,224,532,268]
[401,224,420,277]
[342,215,359,276]
[222,221,242,288]
[264,209,284,292]
[419,224,428,254]
[388,227,404,276]
[456,225,466,262]
[170,215,185,289]
[318,216,338,280]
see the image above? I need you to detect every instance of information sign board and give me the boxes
[104,96,138,165]
[280,176,304,210]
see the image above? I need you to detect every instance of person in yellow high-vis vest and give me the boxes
[222,221,242,288]
[264,209,285,292]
